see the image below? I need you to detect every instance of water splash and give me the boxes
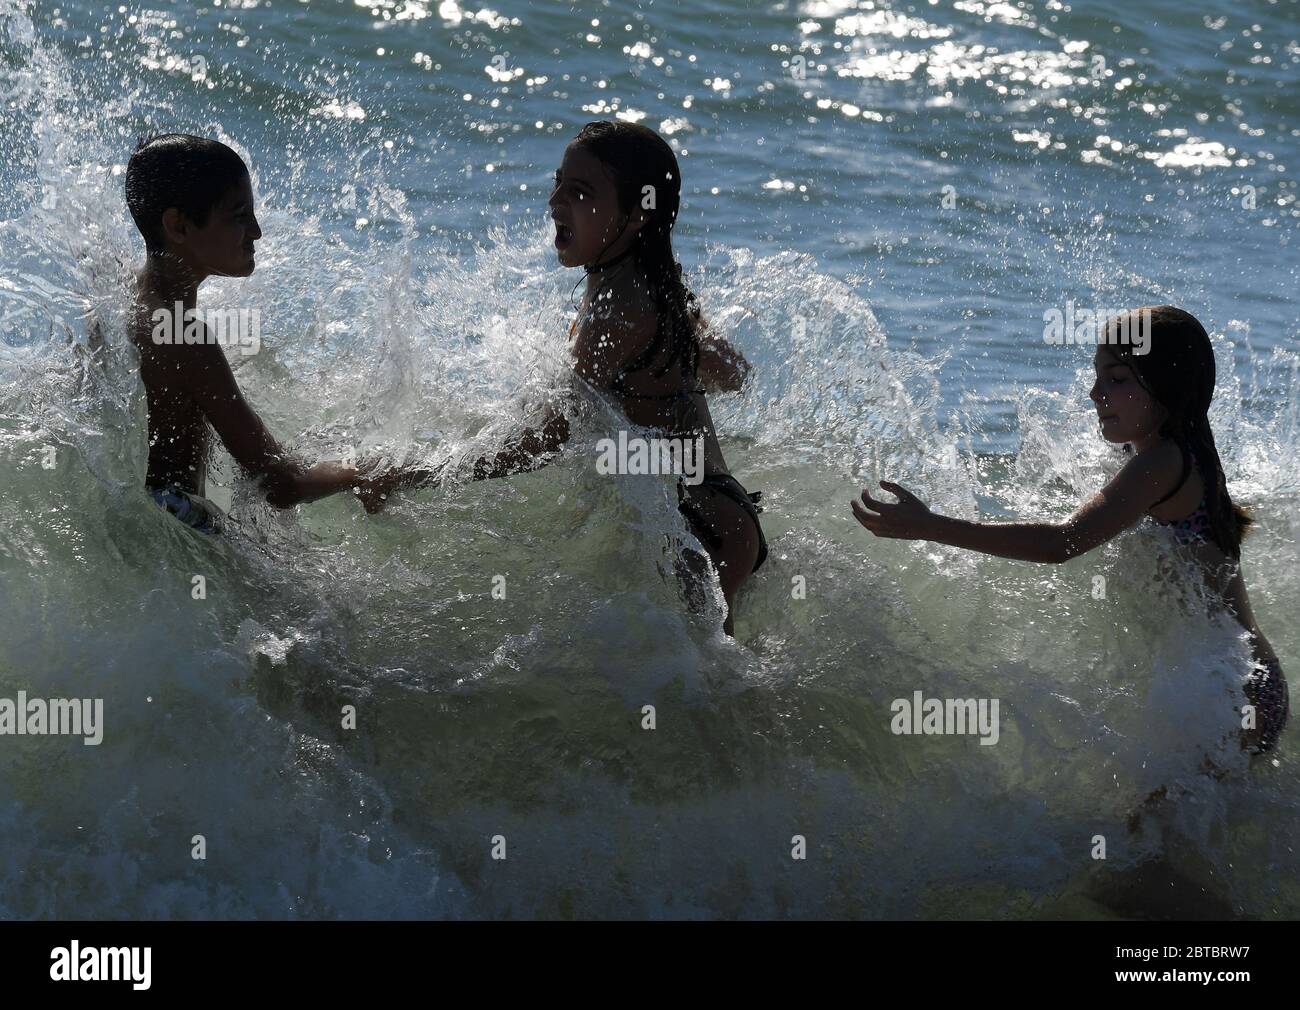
[1,0,1298,919]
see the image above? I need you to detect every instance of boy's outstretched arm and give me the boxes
[851,444,1180,564]
[182,340,363,508]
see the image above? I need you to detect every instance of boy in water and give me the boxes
[125,134,396,530]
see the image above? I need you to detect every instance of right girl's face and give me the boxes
[548,143,628,268]
[1089,346,1167,444]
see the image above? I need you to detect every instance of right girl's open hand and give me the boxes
[850,480,936,541]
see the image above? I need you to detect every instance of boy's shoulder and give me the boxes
[127,274,228,394]
[128,271,211,353]
[128,270,167,344]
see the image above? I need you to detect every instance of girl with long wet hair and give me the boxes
[546,120,766,634]
[382,121,764,635]
[852,305,1287,753]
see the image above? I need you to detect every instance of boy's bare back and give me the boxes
[131,274,218,496]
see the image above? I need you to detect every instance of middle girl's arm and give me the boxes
[361,308,653,508]
[470,306,651,480]
[850,441,1182,564]
[357,400,572,512]
[470,404,571,480]
[691,309,749,394]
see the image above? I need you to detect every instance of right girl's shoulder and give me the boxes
[1128,438,1191,508]
[1132,438,1184,469]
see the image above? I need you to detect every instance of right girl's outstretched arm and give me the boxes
[850,440,1184,564]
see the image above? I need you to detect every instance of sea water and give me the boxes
[0,0,1297,918]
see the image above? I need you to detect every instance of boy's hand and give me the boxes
[355,465,404,515]
[355,474,390,514]
[850,480,935,540]
[355,460,447,514]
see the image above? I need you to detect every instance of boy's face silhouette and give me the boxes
[162,173,262,279]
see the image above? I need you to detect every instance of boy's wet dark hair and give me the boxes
[573,120,702,380]
[1107,304,1251,558]
[125,134,249,254]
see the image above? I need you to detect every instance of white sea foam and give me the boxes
[1,0,1297,920]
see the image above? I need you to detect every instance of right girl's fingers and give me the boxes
[879,480,922,506]
[859,489,891,512]
[851,497,887,533]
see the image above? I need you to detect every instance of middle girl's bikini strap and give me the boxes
[614,385,706,401]
[569,315,699,398]
[611,308,701,395]
[1150,442,1193,508]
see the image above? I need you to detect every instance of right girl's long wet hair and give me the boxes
[1107,305,1251,558]
[571,120,701,380]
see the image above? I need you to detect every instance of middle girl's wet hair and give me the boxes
[571,120,702,380]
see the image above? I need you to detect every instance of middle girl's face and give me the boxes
[548,143,629,269]
[1089,346,1168,445]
